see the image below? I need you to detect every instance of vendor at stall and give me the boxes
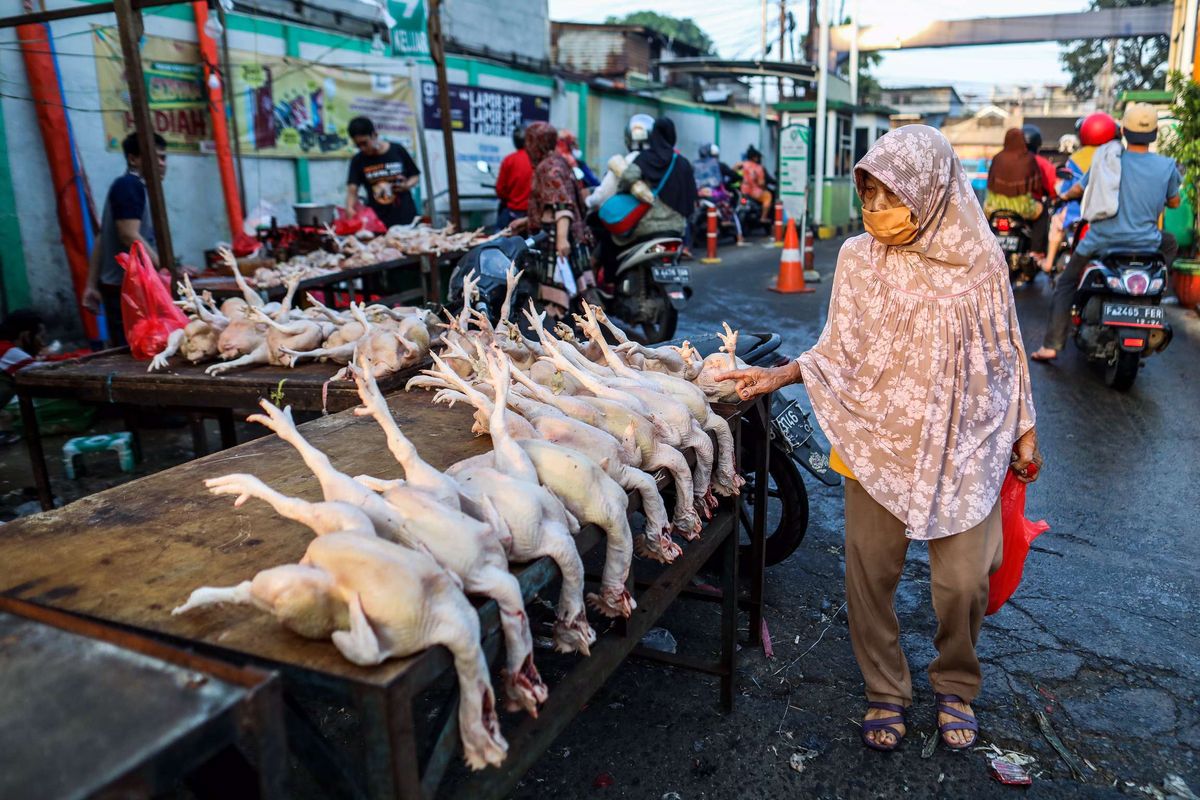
[346,116,421,228]
[84,132,168,346]
[717,126,1043,753]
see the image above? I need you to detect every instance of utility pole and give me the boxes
[806,0,817,63]
[1097,37,1117,110]
[113,0,177,285]
[759,0,768,153]
[427,0,460,227]
[779,0,787,101]
[814,0,829,227]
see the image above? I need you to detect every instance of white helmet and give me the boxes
[625,114,654,151]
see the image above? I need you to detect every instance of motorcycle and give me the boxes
[448,227,690,345]
[988,210,1039,284]
[1068,242,1171,391]
[690,189,741,248]
[683,330,838,570]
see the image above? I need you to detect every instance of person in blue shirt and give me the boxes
[84,133,169,347]
[1031,103,1181,362]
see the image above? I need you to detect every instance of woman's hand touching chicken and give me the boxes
[714,360,803,402]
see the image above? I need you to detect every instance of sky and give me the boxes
[547,0,1095,94]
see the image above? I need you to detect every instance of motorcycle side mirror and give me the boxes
[476,160,491,174]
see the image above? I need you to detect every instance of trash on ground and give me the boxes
[1163,774,1200,800]
[984,743,1038,768]
[640,627,678,654]
[593,772,614,788]
[761,619,774,658]
[991,757,1033,786]
[922,732,938,759]
[788,747,818,774]
[1034,710,1086,781]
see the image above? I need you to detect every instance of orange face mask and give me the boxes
[863,206,919,246]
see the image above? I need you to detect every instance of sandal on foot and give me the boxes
[860,701,909,752]
[935,693,978,750]
[1030,348,1057,362]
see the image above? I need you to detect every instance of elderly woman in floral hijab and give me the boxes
[719,126,1043,752]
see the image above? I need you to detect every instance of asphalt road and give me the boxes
[510,233,1200,799]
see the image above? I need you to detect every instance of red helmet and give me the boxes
[1078,112,1118,147]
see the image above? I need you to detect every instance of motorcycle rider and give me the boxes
[1044,113,1119,273]
[586,114,655,281]
[1023,124,1057,273]
[737,146,776,226]
[694,143,744,245]
[1031,103,1181,362]
[494,126,531,230]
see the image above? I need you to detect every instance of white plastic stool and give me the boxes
[62,432,136,480]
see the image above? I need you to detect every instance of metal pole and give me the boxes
[848,0,858,222]
[1186,0,1200,79]
[759,0,769,152]
[113,0,177,285]
[813,0,829,226]
[407,60,437,222]
[426,0,460,227]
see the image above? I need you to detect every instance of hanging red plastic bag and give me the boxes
[332,206,388,236]
[118,241,189,360]
[986,467,1050,615]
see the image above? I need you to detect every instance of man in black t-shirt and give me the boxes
[346,116,421,228]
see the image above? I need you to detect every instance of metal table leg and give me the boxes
[188,414,209,457]
[217,409,238,450]
[720,493,739,711]
[19,390,54,510]
[747,395,770,647]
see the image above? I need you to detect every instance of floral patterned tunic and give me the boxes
[797,125,1037,540]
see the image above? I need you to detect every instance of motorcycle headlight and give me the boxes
[1149,277,1164,293]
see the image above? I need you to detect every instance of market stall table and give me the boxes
[192,252,463,309]
[0,389,770,799]
[0,596,285,799]
[16,348,425,510]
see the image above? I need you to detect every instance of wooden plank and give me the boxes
[0,601,270,799]
[0,395,490,688]
[15,348,425,412]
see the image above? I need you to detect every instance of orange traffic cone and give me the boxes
[769,219,814,293]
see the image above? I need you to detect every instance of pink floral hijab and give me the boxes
[797,125,1036,540]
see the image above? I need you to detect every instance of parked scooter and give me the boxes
[1068,241,1172,391]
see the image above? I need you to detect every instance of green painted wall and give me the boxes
[0,97,30,312]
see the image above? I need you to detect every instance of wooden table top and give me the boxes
[0,391,495,688]
[16,348,422,413]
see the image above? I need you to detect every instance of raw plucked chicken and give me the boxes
[414,348,680,565]
[171,489,507,770]
[245,399,546,714]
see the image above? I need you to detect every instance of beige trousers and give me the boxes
[843,478,1003,706]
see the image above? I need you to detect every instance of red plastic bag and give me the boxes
[986,469,1050,615]
[117,241,189,360]
[333,206,387,236]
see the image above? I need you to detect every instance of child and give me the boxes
[0,310,47,444]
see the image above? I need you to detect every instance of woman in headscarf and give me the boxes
[556,129,600,189]
[527,121,593,270]
[717,126,1043,752]
[984,127,1044,221]
[611,117,696,248]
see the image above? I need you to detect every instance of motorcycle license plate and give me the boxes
[651,265,690,285]
[1101,303,1164,329]
[995,235,1020,250]
[771,399,813,453]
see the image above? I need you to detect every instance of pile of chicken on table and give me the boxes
[249,223,495,288]
[172,265,753,770]
[148,248,435,381]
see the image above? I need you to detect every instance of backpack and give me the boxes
[598,153,678,235]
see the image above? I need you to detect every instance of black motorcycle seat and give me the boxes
[1101,251,1165,268]
[662,331,782,364]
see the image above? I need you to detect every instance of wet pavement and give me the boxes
[510,233,1200,798]
[1,233,1196,798]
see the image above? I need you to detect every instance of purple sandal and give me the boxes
[861,701,909,752]
[935,693,979,750]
